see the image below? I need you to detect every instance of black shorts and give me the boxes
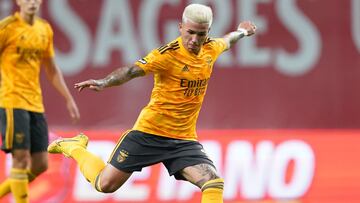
[108,130,215,180]
[0,108,48,153]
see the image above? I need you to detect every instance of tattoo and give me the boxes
[182,163,219,188]
[194,164,215,176]
[103,66,145,87]
[128,65,146,78]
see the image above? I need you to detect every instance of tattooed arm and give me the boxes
[74,65,145,92]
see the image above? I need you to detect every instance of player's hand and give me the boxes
[74,79,106,92]
[67,99,80,123]
[238,21,256,36]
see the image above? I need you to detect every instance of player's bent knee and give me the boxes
[94,174,120,193]
[12,157,31,169]
[34,163,48,175]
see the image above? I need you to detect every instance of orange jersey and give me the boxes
[0,13,54,113]
[133,37,227,140]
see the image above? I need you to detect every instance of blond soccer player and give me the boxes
[48,4,255,203]
[0,0,80,202]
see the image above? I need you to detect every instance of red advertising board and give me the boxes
[0,130,359,203]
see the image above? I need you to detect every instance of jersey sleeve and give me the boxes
[0,18,10,52]
[211,38,228,57]
[134,49,167,74]
[44,23,55,58]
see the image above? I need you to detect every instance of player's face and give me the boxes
[179,20,210,54]
[17,0,42,16]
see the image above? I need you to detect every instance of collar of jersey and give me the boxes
[177,36,204,59]
[14,12,37,27]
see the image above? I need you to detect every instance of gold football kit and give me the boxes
[0,12,55,113]
[134,37,227,140]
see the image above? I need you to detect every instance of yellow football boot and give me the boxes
[48,133,89,157]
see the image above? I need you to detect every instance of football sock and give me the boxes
[9,168,29,203]
[201,178,224,203]
[70,148,105,187]
[0,170,36,198]
[0,179,11,197]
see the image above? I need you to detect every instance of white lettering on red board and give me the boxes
[0,0,332,76]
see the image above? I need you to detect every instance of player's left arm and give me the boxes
[43,57,80,122]
[223,21,257,50]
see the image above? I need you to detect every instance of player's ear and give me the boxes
[178,23,183,33]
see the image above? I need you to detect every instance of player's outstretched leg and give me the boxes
[48,133,105,189]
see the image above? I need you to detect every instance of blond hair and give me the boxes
[182,4,213,27]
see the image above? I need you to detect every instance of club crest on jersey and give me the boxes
[116,149,129,163]
[205,56,212,68]
[138,58,147,64]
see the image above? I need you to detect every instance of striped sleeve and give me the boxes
[134,49,167,74]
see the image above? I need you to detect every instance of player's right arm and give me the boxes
[74,65,145,92]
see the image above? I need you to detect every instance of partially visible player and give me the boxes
[48,3,255,203]
[0,0,80,202]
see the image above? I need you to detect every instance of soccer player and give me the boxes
[48,3,255,203]
[0,0,80,202]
